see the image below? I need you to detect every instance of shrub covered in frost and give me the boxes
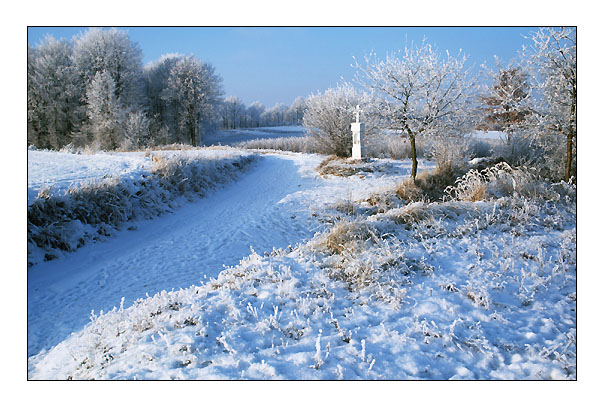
[444,162,565,202]
[236,136,314,153]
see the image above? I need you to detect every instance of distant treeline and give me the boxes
[27,28,304,151]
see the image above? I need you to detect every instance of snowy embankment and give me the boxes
[28,154,576,380]
[27,147,257,266]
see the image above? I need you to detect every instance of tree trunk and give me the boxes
[190,123,196,146]
[565,130,574,183]
[565,96,576,183]
[410,134,418,182]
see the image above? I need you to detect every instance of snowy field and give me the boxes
[27,146,576,380]
[28,147,429,359]
[27,147,251,205]
[27,149,150,205]
[203,125,306,146]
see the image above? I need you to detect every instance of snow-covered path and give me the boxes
[28,152,424,357]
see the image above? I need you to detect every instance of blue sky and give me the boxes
[28,27,538,107]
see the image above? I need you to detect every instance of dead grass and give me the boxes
[317,220,377,255]
[397,163,463,202]
[360,163,464,216]
[386,202,433,225]
[333,197,356,215]
[445,162,555,202]
[316,156,374,178]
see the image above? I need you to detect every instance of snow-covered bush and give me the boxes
[236,136,314,153]
[444,162,560,202]
[490,132,535,166]
[468,138,494,159]
[393,163,463,203]
[426,133,474,170]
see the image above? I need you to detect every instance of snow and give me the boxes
[27,147,249,205]
[27,150,150,205]
[28,149,428,358]
[27,148,576,380]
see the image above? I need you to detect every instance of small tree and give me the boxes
[86,70,125,150]
[354,40,477,180]
[122,110,150,149]
[482,64,531,144]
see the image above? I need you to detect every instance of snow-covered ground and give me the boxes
[27,150,150,205]
[27,147,576,380]
[27,147,251,205]
[28,148,429,358]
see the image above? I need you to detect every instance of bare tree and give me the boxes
[354,40,477,180]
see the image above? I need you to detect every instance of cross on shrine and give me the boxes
[353,105,362,123]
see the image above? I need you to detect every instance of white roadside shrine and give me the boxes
[351,104,365,160]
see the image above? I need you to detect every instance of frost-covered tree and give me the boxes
[482,63,531,143]
[27,36,81,149]
[354,40,477,180]
[72,28,143,110]
[524,27,577,182]
[27,45,40,146]
[161,56,223,145]
[122,110,150,149]
[286,96,306,125]
[246,101,265,128]
[143,54,182,140]
[303,83,380,157]
[86,70,124,150]
[221,96,246,129]
[261,103,288,127]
